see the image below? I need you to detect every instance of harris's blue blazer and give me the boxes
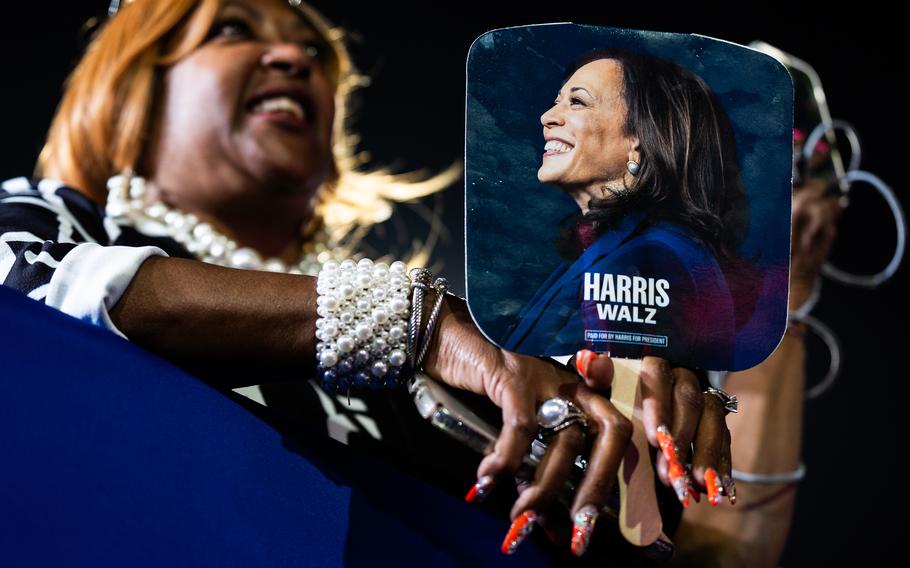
[501,212,736,369]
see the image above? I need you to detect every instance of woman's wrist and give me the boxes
[420,294,491,395]
[421,293,457,382]
[788,279,815,311]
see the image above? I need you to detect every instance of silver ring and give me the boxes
[537,397,588,436]
[705,387,738,414]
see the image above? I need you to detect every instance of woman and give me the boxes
[671,125,845,567]
[0,0,734,558]
[503,48,751,371]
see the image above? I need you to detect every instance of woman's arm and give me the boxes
[0,180,171,336]
[670,326,806,567]
[671,178,840,567]
[109,255,319,389]
[111,255,701,557]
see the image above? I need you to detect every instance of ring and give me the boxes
[705,386,738,414]
[536,397,588,437]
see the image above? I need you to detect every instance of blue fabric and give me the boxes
[0,285,556,567]
[502,212,736,369]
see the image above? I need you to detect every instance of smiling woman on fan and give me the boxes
[503,48,750,371]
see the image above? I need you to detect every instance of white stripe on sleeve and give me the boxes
[24,249,62,268]
[44,243,168,339]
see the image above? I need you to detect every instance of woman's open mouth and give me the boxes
[543,139,574,157]
[249,96,307,130]
[246,83,314,131]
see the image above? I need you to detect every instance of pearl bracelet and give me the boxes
[315,259,411,393]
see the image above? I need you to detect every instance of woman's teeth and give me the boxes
[545,140,573,154]
[252,96,305,120]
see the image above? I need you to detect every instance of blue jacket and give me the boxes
[501,211,736,370]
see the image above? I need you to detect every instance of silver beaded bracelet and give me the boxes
[314,259,448,393]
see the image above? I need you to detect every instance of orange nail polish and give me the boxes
[705,468,723,506]
[464,475,495,504]
[571,505,598,557]
[658,425,689,506]
[575,349,597,379]
[502,510,538,555]
[656,424,680,463]
[668,461,690,507]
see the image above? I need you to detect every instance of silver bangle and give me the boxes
[414,277,448,368]
[732,462,806,484]
[407,268,432,367]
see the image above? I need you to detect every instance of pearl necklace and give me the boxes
[105,173,343,275]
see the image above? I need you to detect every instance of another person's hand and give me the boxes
[574,351,735,508]
[790,176,842,308]
[423,296,635,555]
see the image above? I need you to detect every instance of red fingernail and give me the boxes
[668,462,690,508]
[655,425,680,464]
[705,468,723,506]
[501,510,537,555]
[658,426,689,507]
[571,504,598,557]
[575,349,597,379]
[464,475,495,504]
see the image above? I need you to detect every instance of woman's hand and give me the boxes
[422,296,635,556]
[575,351,735,508]
[790,176,842,308]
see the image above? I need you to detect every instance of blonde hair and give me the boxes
[37,0,458,258]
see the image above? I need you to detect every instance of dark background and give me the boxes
[1,1,904,564]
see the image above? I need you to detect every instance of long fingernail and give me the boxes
[668,462,690,508]
[501,510,537,555]
[571,504,598,557]
[722,474,736,505]
[575,349,597,379]
[465,475,495,504]
[656,424,680,464]
[657,424,689,507]
[705,468,723,506]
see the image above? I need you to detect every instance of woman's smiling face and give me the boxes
[146,0,336,216]
[537,58,638,194]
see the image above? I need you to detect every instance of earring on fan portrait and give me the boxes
[626,159,640,176]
